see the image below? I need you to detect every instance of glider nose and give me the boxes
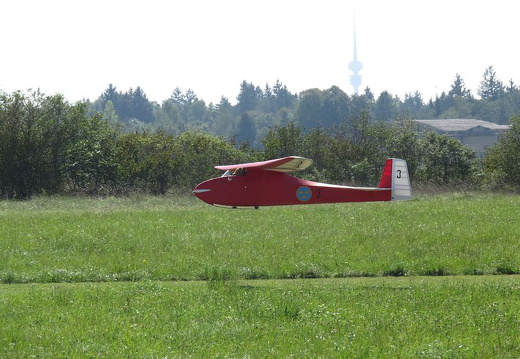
[192,182,213,204]
[193,188,211,194]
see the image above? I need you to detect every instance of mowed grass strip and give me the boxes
[1,276,519,358]
[0,193,519,283]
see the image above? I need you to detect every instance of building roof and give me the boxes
[415,119,510,132]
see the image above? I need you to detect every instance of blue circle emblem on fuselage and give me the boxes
[296,186,312,202]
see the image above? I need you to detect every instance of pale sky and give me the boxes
[1,0,518,104]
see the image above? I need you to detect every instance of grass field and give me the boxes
[1,194,519,283]
[1,194,519,357]
[1,276,519,358]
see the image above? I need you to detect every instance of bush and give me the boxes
[484,116,520,190]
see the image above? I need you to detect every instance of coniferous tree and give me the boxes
[402,91,423,117]
[449,73,472,98]
[273,80,297,111]
[101,84,119,104]
[127,87,154,123]
[478,66,504,100]
[213,96,236,138]
[237,81,261,113]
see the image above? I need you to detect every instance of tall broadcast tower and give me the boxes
[349,19,363,94]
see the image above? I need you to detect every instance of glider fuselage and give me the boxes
[193,170,391,207]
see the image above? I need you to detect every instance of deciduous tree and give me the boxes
[484,116,520,188]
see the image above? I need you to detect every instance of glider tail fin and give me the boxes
[378,158,412,200]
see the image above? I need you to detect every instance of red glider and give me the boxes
[193,156,411,208]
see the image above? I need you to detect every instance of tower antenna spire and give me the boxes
[349,14,363,94]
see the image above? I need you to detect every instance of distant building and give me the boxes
[415,119,510,154]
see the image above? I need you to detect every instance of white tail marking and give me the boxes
[392,158,412,200]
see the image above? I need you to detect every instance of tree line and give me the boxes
[1,89,520,199]
[86,66,520,149]
[0,91,248,199]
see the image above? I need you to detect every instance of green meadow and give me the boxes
[1,194,519,357]
[1,194,519,282]
[1,277,518,358]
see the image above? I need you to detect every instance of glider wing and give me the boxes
[215,156,313,172]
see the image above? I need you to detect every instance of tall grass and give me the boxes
[1,194,519,357]
[1,276,518,358]
[1,193,519,283]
